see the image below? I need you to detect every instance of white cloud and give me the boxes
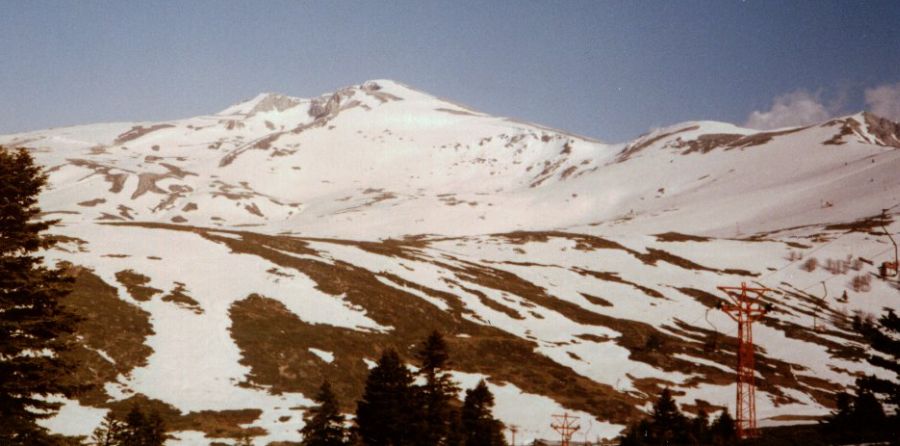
[745,90,832,130]
[864,82,900,121]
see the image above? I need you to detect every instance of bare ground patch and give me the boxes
[103,394,267,441]
[59,266,154,405]
[68,159,128,193]
[104,223,854,423]
[77,198,107,207]
[161,282,203,314]
[114,124,175,145]
[115,269,162,301]
[654,232,712,243]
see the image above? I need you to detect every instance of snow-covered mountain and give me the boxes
[2,80,899,444]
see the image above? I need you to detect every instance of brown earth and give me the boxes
[83,222,854,429]
[115,269,162,301]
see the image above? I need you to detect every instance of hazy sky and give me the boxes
[1,1,899,141]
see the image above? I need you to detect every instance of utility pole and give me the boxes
[508,425,518,446]
[879,209,898,280]
[717,282,771,439]
[551,413,580,446]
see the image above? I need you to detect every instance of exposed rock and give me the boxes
[247,93,302,117]
[864,112,900,148]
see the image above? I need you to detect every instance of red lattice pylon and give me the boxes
[551,413,580,446]
[717,282,771,439]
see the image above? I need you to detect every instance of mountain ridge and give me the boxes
[1,81,899,445]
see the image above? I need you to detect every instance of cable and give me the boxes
[704,307,722,351]
[583,418,593,445]
[758,231,849,284]
[753,204,900,295]
[683,308,708,327]
[758,202,900,285]
[704,307,718,332]
[795,245,896,294]
[684,205,899,358]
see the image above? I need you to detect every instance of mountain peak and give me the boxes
[358,78,422,92]
[217,92,304,117]
[861,111,900,148]
[818,111,900,148]
[215,80,421,118]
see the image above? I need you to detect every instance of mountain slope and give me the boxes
[1,81,899,444]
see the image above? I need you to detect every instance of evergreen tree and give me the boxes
[617,388,707,446]
[356,349,420,446]
[91,412,125,446]
[0,147,80,445]
[120,405,165,446]
[854,309,899,438]
[823,310,900,443]
[709,409,736,446]
[460,381,506,446]
[301,380,350,446]
[852,390,886,425]
[445,411,464,446]
[828,391,853,423]
[619,419,651,446]
[649,388,689,445]
[416,331,460,446]
[688,408,709,445]
[824,388,889,443]
[142,410,166,446]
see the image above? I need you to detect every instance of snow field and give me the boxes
[43,224,397,444]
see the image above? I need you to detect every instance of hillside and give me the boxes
[1,80,899,445]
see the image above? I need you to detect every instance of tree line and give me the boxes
[300,331,506,446]
[819,310,899,444]
[617,388,736,446]
[91,406,165,446]
[87,331,505,446]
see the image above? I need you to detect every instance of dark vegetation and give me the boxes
[0,147,82,445]
[819,309,899,444]
[300,381,350,446]
[304,330,506,446]
[618,388,736,446]
[620,308,900,446]
[90,405,166,446]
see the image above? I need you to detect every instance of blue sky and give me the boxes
[1,1,899,141]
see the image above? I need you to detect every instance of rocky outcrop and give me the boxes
[247,94,302,117]
[864,112,900,148]
[308,88,353,119]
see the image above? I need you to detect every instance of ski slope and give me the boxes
[2,80,899,445]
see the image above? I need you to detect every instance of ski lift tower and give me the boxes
[551,413,580,446]
[717,282,772,439]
